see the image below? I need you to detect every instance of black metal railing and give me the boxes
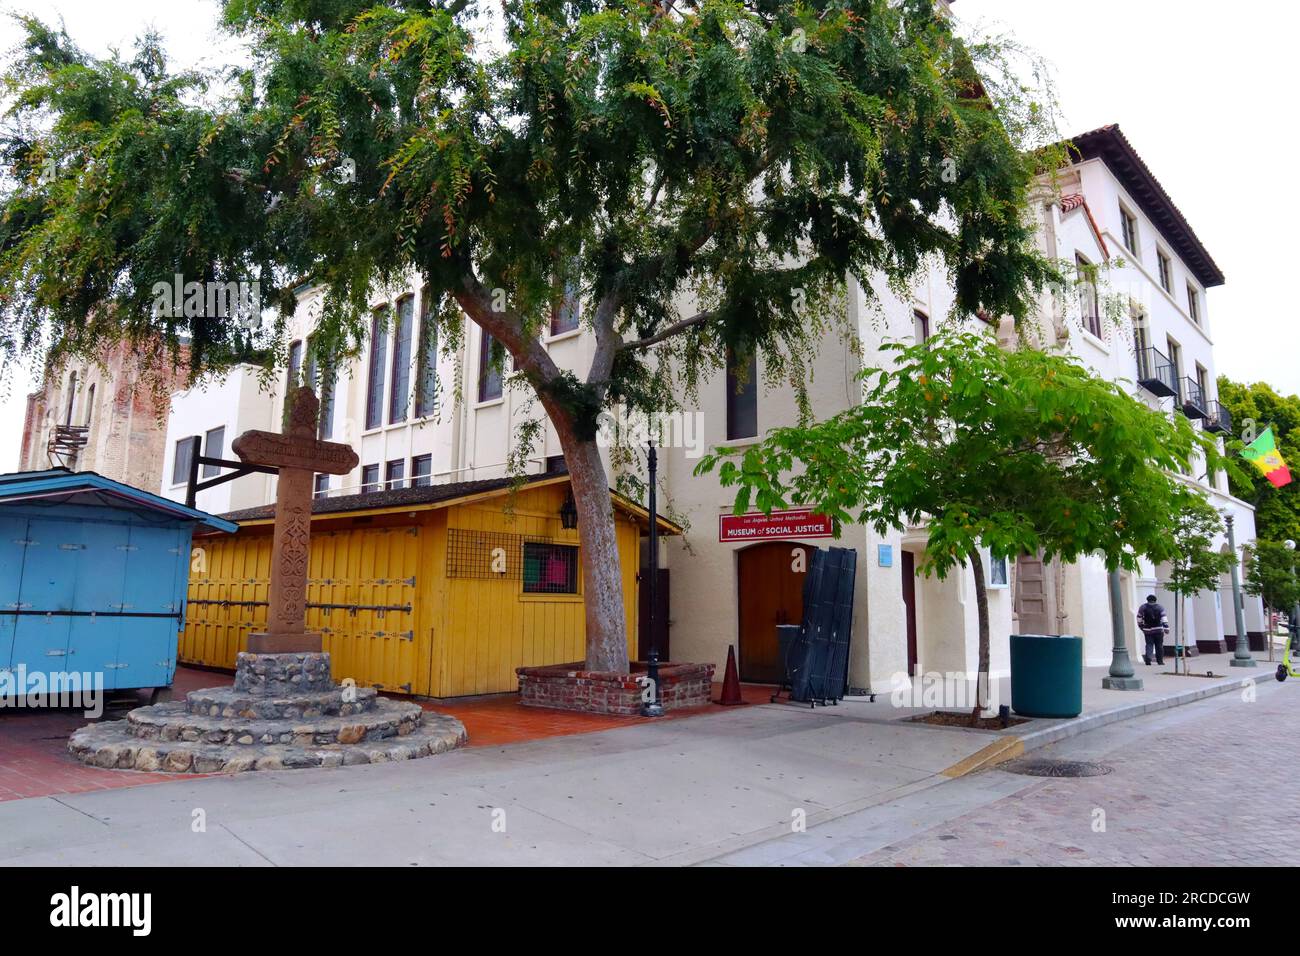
[1181,377,1208,419]
[1204,400,1232,434]
[1135,346,1178,398]
[47,424,89,469]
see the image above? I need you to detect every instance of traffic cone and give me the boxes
[715,645,745,705]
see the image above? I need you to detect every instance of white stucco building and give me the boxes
[159,123,1262,700]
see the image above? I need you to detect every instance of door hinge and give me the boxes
[400,630,414,642]
[399,683,412,693]
[59,543,86,551]
[117,544,140,552]
[45,649,67,657]
[105,663,129,670]
[403,575,416,587]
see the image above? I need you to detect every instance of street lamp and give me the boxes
[1284,539,1298,660]
[642,442,664,717]
[1102,566,1142,690]
[1226,513,1255,668]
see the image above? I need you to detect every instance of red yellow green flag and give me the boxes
[1241,427,1292,488]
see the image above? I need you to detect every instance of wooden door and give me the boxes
[737,542,812,683]
[901,550,918,676]
[1015,552,1052,634]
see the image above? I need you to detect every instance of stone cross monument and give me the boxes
[231,385,359,654]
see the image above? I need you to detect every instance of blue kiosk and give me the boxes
[0,469,236,702]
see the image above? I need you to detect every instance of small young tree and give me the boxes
[1163,499,1233,674]
[1244,539,1300,648]
[697,329,1223,722]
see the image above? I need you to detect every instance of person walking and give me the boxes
[1137,594,1169,666]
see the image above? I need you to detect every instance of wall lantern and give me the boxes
[559,489,578,530]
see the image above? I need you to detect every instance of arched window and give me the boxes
[84,384,95,426]
[64,371,77,425]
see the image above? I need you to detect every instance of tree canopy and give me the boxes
[0,0,1067,671]
[1217,375,1300,544]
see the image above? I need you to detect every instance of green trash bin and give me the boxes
[1009,634,1083,718]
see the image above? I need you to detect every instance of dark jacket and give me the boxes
[1138,601,1169,632]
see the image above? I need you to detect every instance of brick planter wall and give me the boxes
[516,661,716,715]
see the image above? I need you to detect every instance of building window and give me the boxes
[389,295,414,424]
[64,371,77,426]
[365,308,389,429]
[478,330,503,403]
[1167,336,1183,382]
[913,309,930,344]
[1119,203,1138,256]
[412,454,433,488]
[414,287,438,418]
[83,384,95,427]
[1196,364,1209,403]
[545,454,566,474]
[988,555,1008,588]
[314,474,329,498]
[306,341,336,440]
[201,426,225,478]
[522,542,579,594]
[1157,250,1172,293]
[725,348,758,441]
[172,437,196,486]
[1076,254,1101,338]
[361,464,380,494]
[385,459,406,491]
[1186,283,1201,324]
[287,339,303,391]
[551,272,581,336]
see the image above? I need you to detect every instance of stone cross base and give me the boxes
[248,631,323,654]
[67,650,466,773]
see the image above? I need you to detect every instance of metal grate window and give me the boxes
[523,542,579,594]
[446,529,575,591]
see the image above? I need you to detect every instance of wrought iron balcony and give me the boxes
[1204,400,1232,435]
[47,424,88,469]
[1135,346,1178,398]
[1180,377,1208,419]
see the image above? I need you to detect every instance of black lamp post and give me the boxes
[643,442,664,717]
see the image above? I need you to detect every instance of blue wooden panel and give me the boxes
[0,514,27,673]
[67,521,132,690]
[9,519,80,671]
[116,523,185,688]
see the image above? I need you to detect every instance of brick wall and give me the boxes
[516,661,716,715]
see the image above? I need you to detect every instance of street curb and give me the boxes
[1011,669,1264,755]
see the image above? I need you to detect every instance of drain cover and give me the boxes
[1001,758,1113,778]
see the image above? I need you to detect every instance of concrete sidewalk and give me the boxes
[0,651,1277,866]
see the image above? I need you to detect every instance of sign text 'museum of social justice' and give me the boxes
[718,509,834,543]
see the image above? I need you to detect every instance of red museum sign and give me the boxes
[717,509,835,543]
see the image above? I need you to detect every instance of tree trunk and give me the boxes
[968,547,990,726]
[555,428,629,674]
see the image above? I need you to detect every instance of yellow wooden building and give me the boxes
[181,474,675,698]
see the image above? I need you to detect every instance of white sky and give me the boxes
[0,0,1293,472]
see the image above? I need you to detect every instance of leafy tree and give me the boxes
[0,1,1064,672]
[1217,376,1300,543]
[1162,496,1232,674]
[1244,539,1300,635]
[697,329,1224,720]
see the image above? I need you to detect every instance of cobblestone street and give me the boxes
[849,678,1299,867]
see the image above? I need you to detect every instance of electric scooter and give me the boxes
[1274,632,1294,686]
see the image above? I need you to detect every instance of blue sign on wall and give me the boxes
[877,544,893,567]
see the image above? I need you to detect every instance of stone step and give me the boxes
[68,712,467,773]
[125,699,426,747]
[185,685,379,720]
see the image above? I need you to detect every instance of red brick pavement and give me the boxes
[2,665,773,801]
